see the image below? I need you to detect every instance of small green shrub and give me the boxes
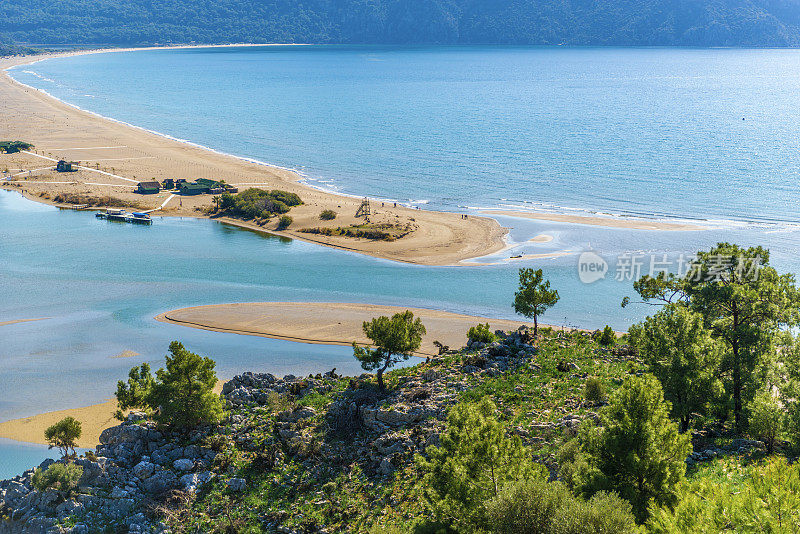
[748,389,783,453]
[467,323,497,344]
[32,463,83,494]
[277,215,293,230]
[486,478,639,534]
[584,377,605,404]
[597,325,616,346]
[320,209,337,220]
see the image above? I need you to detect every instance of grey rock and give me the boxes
[173,458,194,472]
[111,486,129,499]
[132,461,155,480]
[140,470,178,495]
[226,477,247,492]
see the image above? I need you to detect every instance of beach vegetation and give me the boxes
[31,462,83,495]
[44,416,82,459]
[467,322,496,344]
[115,341,224,430]
[513,268,559,337]
[0,140,33,153]
[211,188,302,220]
[352,310,426,389]
[277,214,293,229]
[300,222,414,241]
[52,192,140,208]
[319,209,337,220]
[628,305,722,433]
[570,374,691,521]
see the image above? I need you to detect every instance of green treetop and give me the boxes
[513,268,559,337]
[417,398,543,531]
[575,374,691,522]
[352,310,426,390]
[44,416,82,459]
[116,341,224,430]
[629,304,723,433]
[626,243,800,431]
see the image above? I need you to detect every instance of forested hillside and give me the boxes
[1,0,800,47]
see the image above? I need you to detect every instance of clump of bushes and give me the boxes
[0,141,33,154]
[115,341,225,430]
[300,223,412,241]
[52,193,140,208]
[468,323,497,344]
[319,209,337,220]
[584,377,605,404]
[212,188,302,220]
[32,463,83,494]
[277,215,293,230]
[596,325,616,346]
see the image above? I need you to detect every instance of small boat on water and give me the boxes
[129,212,152,224]
[95,209,152,225]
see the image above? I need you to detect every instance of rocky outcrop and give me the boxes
[0,420,219,534]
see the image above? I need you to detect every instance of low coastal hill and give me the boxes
[0,327,781,533]
[2,0,800,47]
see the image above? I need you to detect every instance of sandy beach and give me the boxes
[0,48,507,266]
[156,302,540,357]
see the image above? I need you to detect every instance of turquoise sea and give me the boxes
[4,46,800,477]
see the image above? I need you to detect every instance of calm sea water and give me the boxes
[5,46,800,476]
[9,45,800,223]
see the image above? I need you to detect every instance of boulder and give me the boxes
[140,470,178,495]
[173,458,194,472]
[132,461,155,480]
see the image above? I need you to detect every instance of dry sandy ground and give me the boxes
[0,49,507,266]
[156,302,538,357]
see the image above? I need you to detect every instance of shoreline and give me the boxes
[0,45,508,266]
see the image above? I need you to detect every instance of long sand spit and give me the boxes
[156,302,538,357]
[0,383,224,449]
[0,47,508,266]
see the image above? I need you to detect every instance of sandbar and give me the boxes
[483,210,706,231]
[156,302,539,356]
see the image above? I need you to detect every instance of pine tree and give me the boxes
[576,375,691,522]
[417,398,543,532]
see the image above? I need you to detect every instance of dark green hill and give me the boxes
[2,0,800,47]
